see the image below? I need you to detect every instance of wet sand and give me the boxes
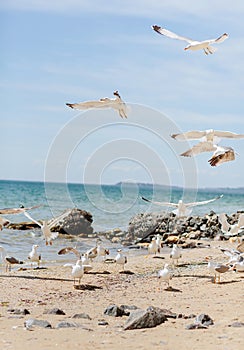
[0,240,243,350]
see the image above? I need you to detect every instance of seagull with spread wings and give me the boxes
[24,212,58,245]
[0,204,41,215]
[218,213,244,236]
[171,129,244,166]
[141,195,223,217]
[151,25,228,55]
[66,90,128,119]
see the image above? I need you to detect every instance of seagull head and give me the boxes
[184,45,191,51]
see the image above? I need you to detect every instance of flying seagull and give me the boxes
[151,25,228,55]
[66,90,128,118]
[24,211,58,245]
[0,216,10,230]
[0,204,41,215]
[171,129,244,165]
[141,195,223,217]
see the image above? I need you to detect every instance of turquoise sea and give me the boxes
[0,180,243,264]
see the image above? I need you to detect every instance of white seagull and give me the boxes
[115,249,127,271]
[158,263,172,288]
[232,260,244,272]
[66,90,128,119]
[64,259,92,285]
[58,247,92,272]
[148,237,160,255]
[0,246,23,271]
[28,244,41,267]
[172,129,244,156]
[218,213,244,236]
[205,257,230,283]
[170,244,182,266]
[155,234,163,253]
[0,204,41,215]
[97,242,110,261]
[151,25,228,55]
[24,211,58,245]
[141,195,223,217]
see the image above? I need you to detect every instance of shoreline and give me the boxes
[0,240,243,350]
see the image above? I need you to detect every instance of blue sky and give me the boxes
[1,1,244,188]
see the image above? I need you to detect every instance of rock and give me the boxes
[98,320,109,326]
[43,308,65,315]
[124,306,168,330]
[24,318,52,330]
[48,208,93,236]
[104,305,130,317]
[8,308,30,315]
[56,321,79,328]
[72,313,92,320]
[185,323,208,330]
[195,314,214,326]
[228,322,244,328]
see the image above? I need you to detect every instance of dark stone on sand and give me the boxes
[228,322,244,328]
[43,308,66,315]
[8,308,30,315]
[185,323,208,330]
[124,306,168,330]
[56,321,79,328]
[24,318,52,329]
[195,313,214,326]
[104,305,130,317]
[72,313,92,320]
[98,320,109,326]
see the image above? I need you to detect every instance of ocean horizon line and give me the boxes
[0,178,243,191]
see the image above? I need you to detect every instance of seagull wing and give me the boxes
[237,213,244,228]
[185,195,223,208]
[180,142,216,157]
[171,131,206,141]
[213,130,244,139]
[0,205,41,214]
[152,25,193,43]
[218,213,231,233]
[58,247,81,259]
[141,196,178,208]
[209,33,229,44]
[24,211,42,228]
[66,99,111,110]
[208,147,235,167]
[5,256,22,264]
[237,241,244,253]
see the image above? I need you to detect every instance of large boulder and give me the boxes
[48,208,93,236]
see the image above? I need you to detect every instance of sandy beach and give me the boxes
[0,240,243,350]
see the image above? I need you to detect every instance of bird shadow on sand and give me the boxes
[210,280,241,285]
[0,274,70,282]
[119,270,134,275]
[164,286,182,293]
[73,284,103,291]
[86,271,111,275]
[152,256,165,260]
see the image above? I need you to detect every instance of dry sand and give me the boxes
[0,240,243,350]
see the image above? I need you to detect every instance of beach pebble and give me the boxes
[56,321,79,328]
[72,313,92,320]
[228,322,244,328]
[124,306,168,330]
[185,323,208,330]
[43,308,66,315]
[104,305,130,317]
[195,313,214,326]
[8,308,30,315]
[98,320,109,326]
[24,318,52,330]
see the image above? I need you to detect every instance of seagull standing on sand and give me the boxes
[24,212,58,245]
[115,249,127,271]
[231,260,244,272]
[156,234,163,253]
[151,25,228,55]
[66,90,128,119]
[141,195,223,217]
[205,257,230,283]
[28,244,41,267]
[97,242,110,261]
[64,259,92,285]
[58,246,92,272]
[148,237,159,255]
[170,244,182,266]
[0,246,23,271]
[158,263,172,288]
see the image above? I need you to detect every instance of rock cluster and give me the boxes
[126,210,244,244]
